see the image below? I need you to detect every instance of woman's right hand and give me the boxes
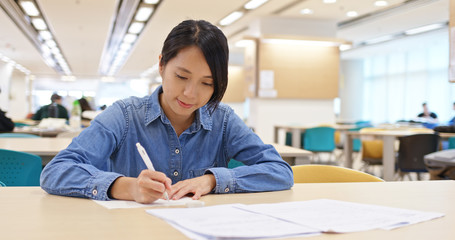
[110,170,172,204]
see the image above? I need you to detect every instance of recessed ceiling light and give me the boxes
[346,11,358,17]
[300,8,314,15]
[244,0,268,10]
[219,11,244,26]
[19,1,40,16]
[128,22,144,34]
[323,0,336,3]
[135,6,154,21]
[374,1,388,7]
[31,18,47,30]
[143,0,159,4]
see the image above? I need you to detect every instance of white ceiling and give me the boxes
[0,0,449,81]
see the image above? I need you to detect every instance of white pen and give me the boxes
[136,142,170,201]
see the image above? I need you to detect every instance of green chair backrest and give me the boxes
[0,149,42,186]
[228,159,244,169]
[349,127,363,152]
[303,127,336,152]
[0,133,40,138]
[448,136,455,149]
[285,131,304,148]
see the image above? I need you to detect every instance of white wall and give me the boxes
[8,70,29,119]
[0,61,13,111]
[248,98,336,144]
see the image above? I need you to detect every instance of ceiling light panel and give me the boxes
[18,1,40,16]
[244,0,269,10]
[99,0,162,76]
[2,0,72,75]
[220,11,244,26]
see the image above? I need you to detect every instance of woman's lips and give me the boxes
[177,99,193,109]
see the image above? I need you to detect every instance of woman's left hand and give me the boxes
[169,174,216,200]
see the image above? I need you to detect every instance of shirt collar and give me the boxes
[145,85,212,131]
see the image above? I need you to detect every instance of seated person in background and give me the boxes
[417,102,438,122]
[448,102,455,125]
[78,97,94,120]
[32,93,69,120]
[0,88,15,132]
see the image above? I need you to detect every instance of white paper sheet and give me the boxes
[93,197,195,209]
[238,199,444,233]
[147,204,320,239]
[146,199,444,239]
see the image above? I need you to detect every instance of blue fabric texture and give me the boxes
[40,86,293,200]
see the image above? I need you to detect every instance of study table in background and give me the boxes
[1,181,453,240]
[0,137,308,166]
[274,124,356,148]
[343,130,455,181]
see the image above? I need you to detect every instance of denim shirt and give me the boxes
[40,86,294,200]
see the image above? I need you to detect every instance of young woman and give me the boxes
[40,20,293,203]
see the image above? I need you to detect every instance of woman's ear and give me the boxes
[158,54,164,75]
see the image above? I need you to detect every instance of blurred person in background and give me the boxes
[32,93,69,120]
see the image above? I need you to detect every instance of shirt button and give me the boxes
[92,189,98,196]
[175,149,180,154]
[173,171,179,176]
[224,187,229,193]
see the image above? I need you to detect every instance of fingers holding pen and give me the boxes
[134,169,172,203]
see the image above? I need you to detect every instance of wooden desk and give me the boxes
[13,127,68,137]
[0,138,71,164]
[0,138,309,166]
[1,181,453,240]
[274,124,355,148]
[343,131,455,181]
[271,143,312,165]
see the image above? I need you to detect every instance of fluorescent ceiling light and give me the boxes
[135,6,154,21]
[219,11,244,26]
[19,1,40,16]
[374,1,388,7]
[61,75,76,82]
[31,18,47,30]
[128,22,144,34]
[262,38,341,47]
[339,44,352,51]
[364,35,394,45]
[346,11,358,17]
[45,39,57,48]
[123,34,138,43]
[101,76,115,82]
[39,30,52,40]
[143,0,159,4]
[404,23,445,35]
[244,0,268,10]
[300,8,314,15]
[323,0,336,3]
[120,42,132,51]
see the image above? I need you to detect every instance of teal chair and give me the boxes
[0,149,42,186]
[448,136,455,149]
[13,122,31,127]
[0,133,40,138]
[228,159,244,168]
[303,127,336,163]
[285,131,304,148]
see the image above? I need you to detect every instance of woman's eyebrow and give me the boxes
[177,66,212,79]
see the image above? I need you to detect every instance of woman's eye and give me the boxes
[202,82,214,87]
[176,74,187,80]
